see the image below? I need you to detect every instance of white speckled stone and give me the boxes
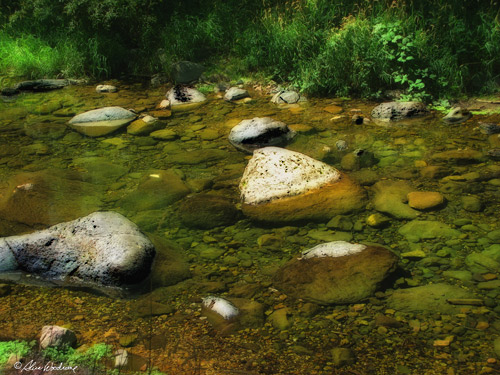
[239,147,341,205]
[301,241,367,259]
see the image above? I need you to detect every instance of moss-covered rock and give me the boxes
[149,235,191,288]
[179,194,240,229]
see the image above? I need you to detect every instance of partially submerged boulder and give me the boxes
[271,90,304,104]
[40,326,77,349]
[166,85,206,111]
[443,107,472,124]
[274,241,398,304]
[68,106,136,137]
[0,212,155,287]
[239,147,367,222]
[371,101,428,121]
[224,87,250,101]
[229,117,296,153]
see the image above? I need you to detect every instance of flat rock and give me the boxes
[229,117,296,153]
[372,180,420,219]
[0,212,155,287]
[371,101,428,121]
[149,235,191,288]
[240,147,366,222]
[407,191,445,210]
[224,87,250,101]
[386,283,477,313]
[398,220,460,242]
[274,242,397,304]
[15,79,70,92]
[431,149,484,163]
[168,149,230,165]
[68,107,136,137]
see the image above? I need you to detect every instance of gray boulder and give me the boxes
[371,101,428,121]
[172,61,205,84]
[0,212,155,287]
[224,87,250,101]
[443,107,472,124]
[271,90,303,104]
[229,117,296,153]
[68,106,136,137]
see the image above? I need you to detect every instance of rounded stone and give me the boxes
[224,87,250,101]
[179,194,240,229]
[407,191,445,210]
[371,101,428,121]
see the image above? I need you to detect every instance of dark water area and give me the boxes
[0,82,499,374]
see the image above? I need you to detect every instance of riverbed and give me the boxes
[0,81,499,374]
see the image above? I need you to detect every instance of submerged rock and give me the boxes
[179,194,239,229]
[0,212,156,287]
[274,242,397,304]
[224,87,250,101]
[431,149,484,163]
[166,85,206,111]
[0,169,103,227]
[407,191,445,210]
[372,180,420,220]
[239,147,366,222]
[398,220,460,242]
[386,283,477,313]
[229,117,296,153]
[119,170,191,212]
[443,107,472,123]
[371,101,428,121]
[68,106,136,137]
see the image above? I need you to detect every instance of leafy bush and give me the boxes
[42,343,112,368]
[0,341,34,365]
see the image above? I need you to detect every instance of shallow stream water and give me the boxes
[0,82,499,374]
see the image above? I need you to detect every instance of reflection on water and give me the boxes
[0,83,499,374]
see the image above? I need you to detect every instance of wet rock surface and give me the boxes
[371,101,429,120]
[68,106,137,137]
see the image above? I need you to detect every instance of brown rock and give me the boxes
[407,191,445,210]
[242,173,366,223]
[324,105,343,114]
[274,244,397,305]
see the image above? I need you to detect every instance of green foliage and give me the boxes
[42,343,112,368]
[0,341,34,364]
[0,0,499,99]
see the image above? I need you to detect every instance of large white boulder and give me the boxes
[239,147,366,222]
[68,106,136,137]
[0,212,155,287]
[166,85,206,111]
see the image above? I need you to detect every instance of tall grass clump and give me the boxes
[0,32,85,79]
